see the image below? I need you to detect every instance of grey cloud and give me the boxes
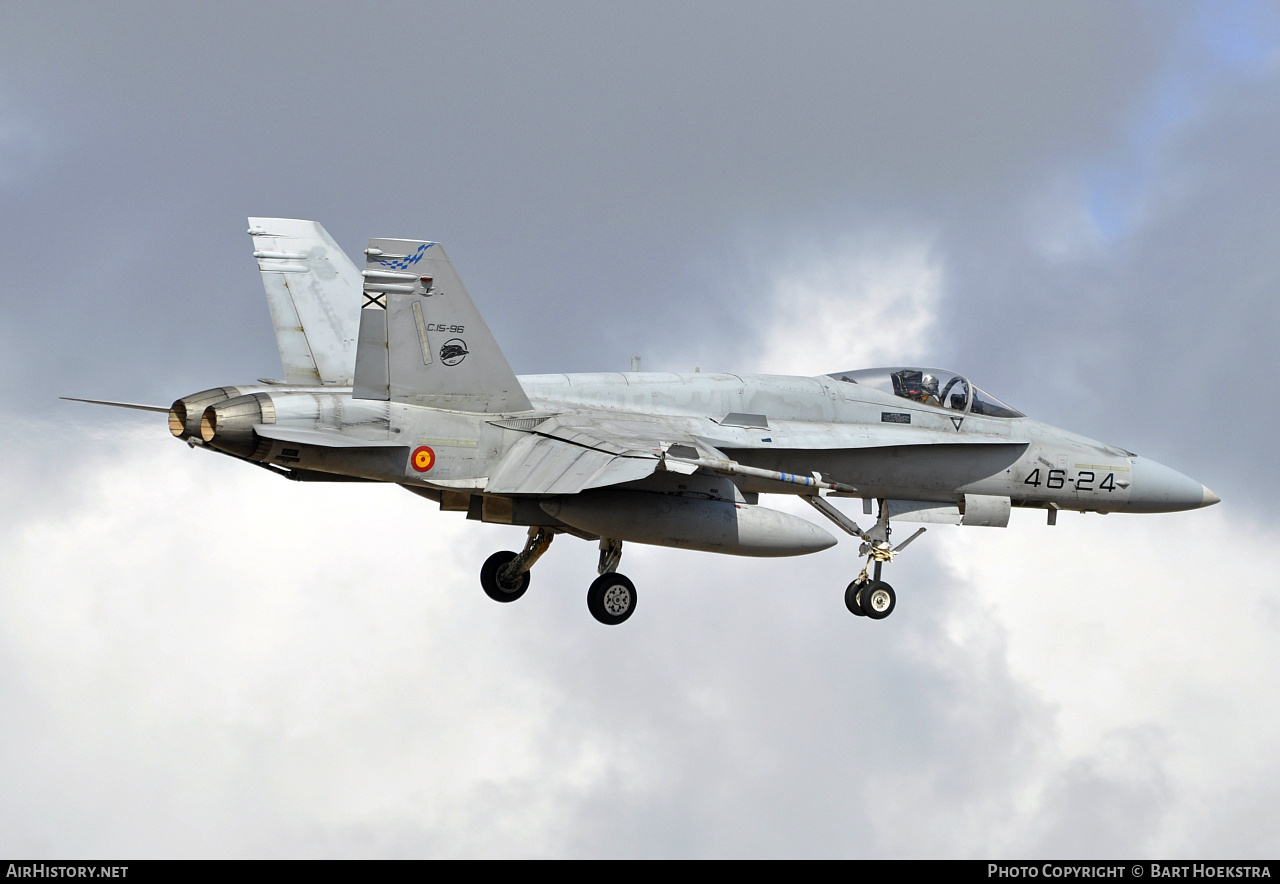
[0,2,1177,407]
[1,2,1273,859]
[931,60,1280,514]
[1022,732,1173,858]
[0,428,1060,858]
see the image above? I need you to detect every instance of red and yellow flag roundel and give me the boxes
[410,446,436,472]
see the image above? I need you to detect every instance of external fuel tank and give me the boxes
[541,491,837,557]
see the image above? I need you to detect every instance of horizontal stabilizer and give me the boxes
[248,218,362,385]
[353,238,532,413]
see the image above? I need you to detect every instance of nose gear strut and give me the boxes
[803,494,926,621]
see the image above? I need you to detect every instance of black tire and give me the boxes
[480,551,530,603]
[845,580,867,616]
[861,580,896,620]
[587,572,637,625]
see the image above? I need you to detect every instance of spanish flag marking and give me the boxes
[411,446,436,472]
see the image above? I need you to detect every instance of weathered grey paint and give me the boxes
[248,218,362,386]
[353,239,533,413]
[196,368,1211,518]
[170,223,1217,573]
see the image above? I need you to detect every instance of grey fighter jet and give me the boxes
[70,219,1220,625]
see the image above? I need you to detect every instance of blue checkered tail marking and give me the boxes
[377,242,435,270]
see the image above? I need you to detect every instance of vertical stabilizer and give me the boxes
[353,238,532,413]
[247,218,362,385]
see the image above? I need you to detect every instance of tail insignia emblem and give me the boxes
[378,242,436,270]
[440,339,469,366]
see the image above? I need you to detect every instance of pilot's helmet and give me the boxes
[922,374,939,396]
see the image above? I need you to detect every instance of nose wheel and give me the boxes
[805,494,921,622]
[844,580,867,616]
[846,578,895,619]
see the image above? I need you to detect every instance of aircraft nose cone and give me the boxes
[1129,457,1219,512]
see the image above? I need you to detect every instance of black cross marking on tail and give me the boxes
[362,292,387,309]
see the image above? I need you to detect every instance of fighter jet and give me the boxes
[68,218,1220,625]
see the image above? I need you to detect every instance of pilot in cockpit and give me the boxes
[919,374,941,407]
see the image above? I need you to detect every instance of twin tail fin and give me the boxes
[247,218,362,385]
[352,238,532,413]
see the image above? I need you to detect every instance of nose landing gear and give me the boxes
[845,577,897,619]
[805,495,922,621]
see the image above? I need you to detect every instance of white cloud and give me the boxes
[0,425,672,857]
[708,232,1280,857]
[748,232,943,375]
[0,417,1037,857]
[3,327,1274,858]
[936,508,1280,856]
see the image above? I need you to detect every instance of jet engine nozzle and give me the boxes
[169,386,244,439]
[541,490,837,557]
[199,393,276,458]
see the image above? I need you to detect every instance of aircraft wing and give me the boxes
[484,413,702,494]
[484,433,657,494]
[482,409,1025,495]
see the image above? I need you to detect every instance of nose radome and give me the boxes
[1129,457,1219,513]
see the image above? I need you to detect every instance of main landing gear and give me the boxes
[587,538,635,625]
[804,495,923,622]
[479,530,637,625]
[480,526,553,603]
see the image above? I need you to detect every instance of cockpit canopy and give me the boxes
[826,367,1024,418]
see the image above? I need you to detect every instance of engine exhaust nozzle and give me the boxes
[199,393,276,458]
[169,386,243,439]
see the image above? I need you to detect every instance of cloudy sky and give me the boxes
[2,1,1278,858]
